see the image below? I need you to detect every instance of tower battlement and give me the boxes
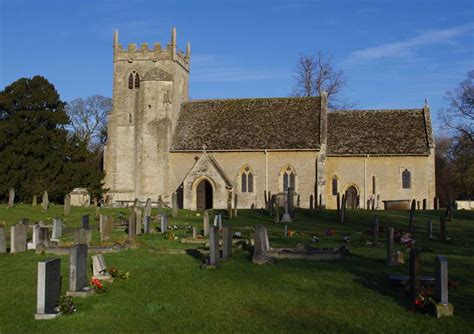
[113,27,190,71]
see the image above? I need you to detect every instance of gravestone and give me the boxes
[28,223,41,250]
[233,193,238,218]
[11,224,27,253]
[92,254,111,280]
[99,215,111,241]
[51,219,62,241]
[433,255,454,317]
[135,208,142,235]
[82,215,90,230]
[144,198,152,217]
[319,194,323,212]
[144,216,151,234]
[281,191,292,223]
[336,193,341,219]
[171,192,178,217]
[192,226,197,239]
[372,216,379,246]
[440,216,447,241]
[35,258,61,319]
[409,248,421,302]
[209,226,219,266]
[32,195,37,206]
[217,214,223,229]
[288,187,295,215]
[310,195,314,214]
[203,212,209,236]
[160,214,168,234]
[128,213,136,241]
[0,226,6,253]
[38,227,50,247]
[422,199,427,210]
[67,244,93,297]
[227,191,233,219]
[42,190,49,211]
[408,199,416,234]
[274,202,280,223]
[340,194,346,223]
[427,220,433,238]
[386,227,396,265]
[434,196,439,210]
[222,224,233,259]
[64,194,71,216]
[284,224,288,237]
[74,228,92,246]
[8,187,15,208]
[253,225,270,264]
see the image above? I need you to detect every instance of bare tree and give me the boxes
[66,95,112,151]
[440,69,474,146]
[292,52,351,109]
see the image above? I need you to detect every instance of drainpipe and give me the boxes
[364,154,368,209]
[265,150,268,193]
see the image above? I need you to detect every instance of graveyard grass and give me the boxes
[1,205,473,333]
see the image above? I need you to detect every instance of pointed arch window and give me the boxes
[240,166,253,193]
[282,166,296,191]
[372,175,376,194]
[332,176,338,196]
[402,169,411,189]
[128,71,140,89]
[128,73,134,89]
[135,73,140,88]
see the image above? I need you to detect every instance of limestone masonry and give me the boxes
[104,28,436,210]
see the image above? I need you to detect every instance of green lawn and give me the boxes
[0,204,473,333]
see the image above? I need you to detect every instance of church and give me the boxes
[104,28,436,210]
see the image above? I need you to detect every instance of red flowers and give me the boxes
[90,278,107,293]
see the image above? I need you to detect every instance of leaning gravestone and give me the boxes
[433,255,454,317]
[8,188,15,208]
[203,212,209,236]
[35,258,61,320]
[92,254,111,280]
[52,219,62,241]
[0,226,6,253]
[252,225,270,264]
[42,190,49,211]
[209,226,219,266]
[64,194,71,216]
[128,213,136,241]
[222,224,233,259]
[67,244,93,297]
[11,224,27,253]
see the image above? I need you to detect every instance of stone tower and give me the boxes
[104,28,190,203]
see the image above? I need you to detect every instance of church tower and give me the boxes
[104,28,190,203]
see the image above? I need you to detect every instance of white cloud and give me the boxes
[347,23,474,63]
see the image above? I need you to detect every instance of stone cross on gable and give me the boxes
[202,144,207,152]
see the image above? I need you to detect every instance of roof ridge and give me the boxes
[183,96,321,104]
[331,108,423,113]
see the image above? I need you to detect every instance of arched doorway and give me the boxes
[345,186,358,209]
[196,179,213,210]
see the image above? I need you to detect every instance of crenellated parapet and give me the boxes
[113,27,190,71]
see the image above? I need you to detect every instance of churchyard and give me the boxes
[0,202,473,333]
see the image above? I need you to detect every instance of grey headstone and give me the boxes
[74,228,91,246]
[30,223,41,249]
[129,213,136,241]
[32,195,37,206]
[144,198,152,217]
[82,215,90,230]
[135,208,142,235]
[372,216,379,246]
[92,254,107,277]
[69,244,88,292]
[36,258,61,316]
[38,227,50,247]
[64,194,71,216]
[203,212,209,236]
[52,219,62,240]
[435,255,449,304]
[8,187,15,208]
[192,226,197,239]
[254,225,270,254]
[144,216,151,234]
[222,224,233,259]
[218,214,222,230]
[209,226,219,265]
[42,190,49,211]
[171,192,178,218]
[11,224,27,253]
[409,248,421,301]
[0,226,6,253]
[160,214,168,234]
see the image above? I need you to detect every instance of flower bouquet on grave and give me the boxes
[108,266,130,280]
[164,231,176,240]
[413,286,434,314]
[57,295,77,314]
[90,278,108,293]
[287,229,297,237]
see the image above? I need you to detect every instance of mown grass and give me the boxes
[0,204,473,333]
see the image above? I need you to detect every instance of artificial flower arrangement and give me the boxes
[90,278,108,293]
[108,266,130,280]
[287,229,297,237]
[57,295,77,314]
[165,231,177,240]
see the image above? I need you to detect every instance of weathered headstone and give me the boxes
[253,225,270,264]
[171,192,178,217]
[386,227,396,265]
[310,194,314,214]
[82,215,90,230]
[281,192,292,223]
[51,219,62,241]
[422,199,427,210]
[144,198,152,217]
[144,216,151,234]
[28,223,41,250]
[434,196,439,210]
[340,194,346,223]
[203,211,209,236]
[160,214,168,234]
[372,216,379,246]
[42,190,49,211]
[288,187,295,215]
[209,226,219,266]
[284,224,288,237]
[409,248,421,302]
[427,220,433,239]
[408,199,416,234]
[440,216,447,241]
[35,258,61,319]
[11,224,27,253]
[92,254,111,280]
[433,255,454,317]
[222,224,233,259]
[99,215,110,241]
[0,226,6,253]
[233,193,238,218]
[64,194,71,216]
[74,228,91,246]
[135,208,142,235]
[213,215,218,227]
[336,192,341,219]
[192,226,197,239]
[227,191,233,219]
[38,227,50,247]
[8,187,15,208]
[128,213,136,241]
[217,214,223,230]
[67,244,93,297]
[32,195,37,206]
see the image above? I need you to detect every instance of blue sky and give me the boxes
[1,0,473,134]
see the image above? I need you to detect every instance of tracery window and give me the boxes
[128,71,140,89]
[241,166,253,193]
[282,166,296,191]
[402,169,411,189]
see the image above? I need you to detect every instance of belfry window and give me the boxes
[282,166,296,191]
[402,169,411,189]
[128,73,134,89]
[128,71,140,89]
[241,166,253,193]
[135,73,140,88]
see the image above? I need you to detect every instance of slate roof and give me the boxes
[171,97,322,151]
[327,109,433,156]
